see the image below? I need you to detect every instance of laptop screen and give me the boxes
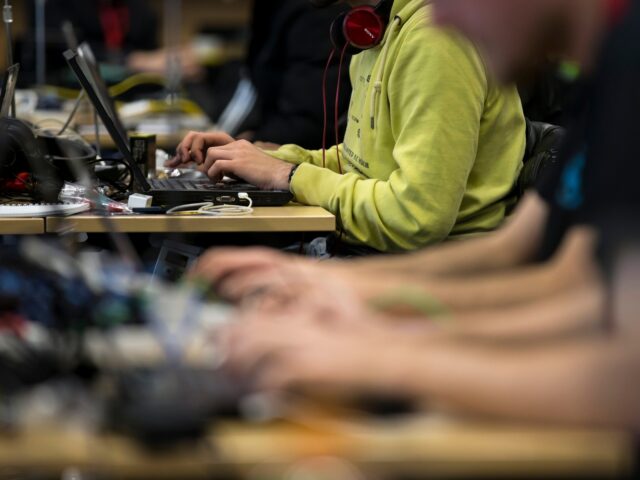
[76,42,129,142]
[0,64,19,118]
[63,49,150,191]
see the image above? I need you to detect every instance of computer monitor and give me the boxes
[0,64,19,118]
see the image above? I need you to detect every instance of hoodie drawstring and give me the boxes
[371,15,402,130]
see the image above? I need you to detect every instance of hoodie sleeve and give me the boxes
[274,23,489,252]
[266,144,344,173]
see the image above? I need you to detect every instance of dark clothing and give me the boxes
[518,67,576,126]
[534,0,640,261]
[533,80,591,261]
[239,0,352,149]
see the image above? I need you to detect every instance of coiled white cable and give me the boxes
[166,192,254,217]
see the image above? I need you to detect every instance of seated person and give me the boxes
[129,0,354,140]
[169,0,526,253]
[187,0,632,333]
[207,0,640,429]
[229,0,352,149]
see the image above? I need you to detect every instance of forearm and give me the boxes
[430,260,581,312]
[341,233,508,279]
[334,192,549,279]
[385,336,640,429]
[358,225,599,312]
[352,259,576,313]
[447,280,606,341]
[358,272,604,349]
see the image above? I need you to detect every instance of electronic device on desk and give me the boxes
[0,238,249,444]
[153,239,204,282]
[0,65,65,202]
[64,49,293,208]
[1,63,105,202]
[0,201,89,217]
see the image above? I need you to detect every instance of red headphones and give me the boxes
[319,0,394,173]
[330,0,394,53]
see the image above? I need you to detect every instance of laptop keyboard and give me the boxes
[149,179,195,190]
[149,178,260,191]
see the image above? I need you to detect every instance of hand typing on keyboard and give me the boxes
[168,131,297,191]
[167,131,236,167]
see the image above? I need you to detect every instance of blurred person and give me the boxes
[228,0,353,149]
[129,1,354,144]
[17,0,158,84]
[209,0,640,429]
[190,0,636,328]
[169,0,526,254]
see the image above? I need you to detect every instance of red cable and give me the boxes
[334,43,350,175]
[321,49,336,169]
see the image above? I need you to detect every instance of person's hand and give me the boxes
[166,131,236,168]
[191,247,351,310]
[220,309,413,395]
[127,47,204,81]
[191,247,308,296]
[198,140,295,190]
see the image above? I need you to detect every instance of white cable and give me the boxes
[58,90,85,135]
[166,192,254,217]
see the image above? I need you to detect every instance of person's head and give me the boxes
[431,0,607,82]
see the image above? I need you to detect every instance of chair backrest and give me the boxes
[516,120,566,197]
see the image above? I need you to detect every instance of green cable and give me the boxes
[369,286,451,322]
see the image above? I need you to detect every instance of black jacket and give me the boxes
[241,0,352,149]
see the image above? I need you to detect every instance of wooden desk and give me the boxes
[0,418,633,479]
[46,206,336,234]
[0,218,46,235]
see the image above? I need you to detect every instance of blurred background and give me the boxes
[0,0,351,149]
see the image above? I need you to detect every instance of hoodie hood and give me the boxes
[390,0,426,25]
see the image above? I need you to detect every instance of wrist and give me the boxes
[287,164,300,188]
[273,162,297,191]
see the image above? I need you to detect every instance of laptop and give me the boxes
[0,64,19,118]
[63,49,293,207]
[76,42,129,142]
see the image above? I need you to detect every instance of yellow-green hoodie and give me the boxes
[270,0,526,253]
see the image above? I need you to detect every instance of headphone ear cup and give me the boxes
[331,6,388,53]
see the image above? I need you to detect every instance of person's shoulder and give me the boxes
[396,7,483,76]
[399,5,476,54]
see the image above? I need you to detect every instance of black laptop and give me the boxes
[63,49,293,207]
[76,42,129,143]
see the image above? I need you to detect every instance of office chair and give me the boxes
[516,119,566,197]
